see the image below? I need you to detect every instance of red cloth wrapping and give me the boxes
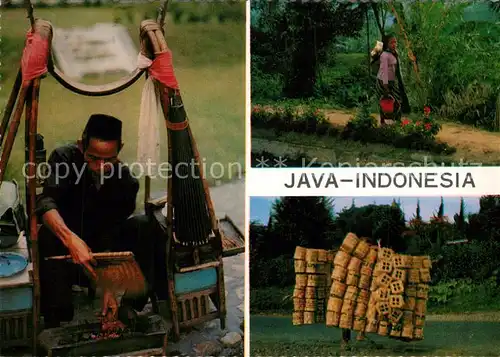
[148,50,179,90]
[21,30,50,83]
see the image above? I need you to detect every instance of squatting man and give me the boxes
[36,114,168,328]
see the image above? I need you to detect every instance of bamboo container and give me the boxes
[346,271,359,286]
[365,319,378,333]
[377,301,391,315]
[317,249,328,262]
[294,298,305,311]
[341,299,356,315]
[327,250,335,263]
[303,311,315,324]
[374,288,389,301]
[347,257,362,272]
[406,284,417,297]
[294,259,306,273]
[330,281,346,298]
[306,249,319,263]
[293,288,305,299]
[375,260,393,274]
[403,296,416,310]
[292,311,304,325]
[392,254,405,269]
[353,240,370,260]
[326,311,340,326]
[307,274,319,287]
[402,324,414,339]
[327,297,343,312]
[340,233,360,253]
[415,314,425,327]
[392,268,406,282]
[306,263,319,274]
[403,310,414,325]
[375,273,392,288]
[305,286,316,299]
[365,247,378,265]
[390,280,405,295]
[360,263,373,277]
[331,266,347,282]
[358,274,371,290]
[378,248,393,261]
[353,317,366,331]
[389,295,404,309]
[422,257,431,269]
[390,325,401,337]
[412,256,423,268]
[305,299,316,311]
[334,250,351,267]
[408,269,420,283]
[417,284,429,299]
[378,320,389,336]
[354,302,368,317]
[296,274,308,288]
[317,287,326,299]
[415,299,426,315]
[357,289,370,304]
[366,305,378,321]
[295,246,307,260]
[389,309,403,324]
[339,313,353,329]
[420,268,431,283]
[344,286,359,301]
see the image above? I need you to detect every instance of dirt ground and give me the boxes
[324,110,500,157]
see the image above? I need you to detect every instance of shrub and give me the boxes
[251,105,456,155]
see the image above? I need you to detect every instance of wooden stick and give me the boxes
[0,83,30,185]
[0,69,22,148]
[45,251,135,261]
[27,78,41,357]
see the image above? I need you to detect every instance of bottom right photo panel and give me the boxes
[249,196,500,356]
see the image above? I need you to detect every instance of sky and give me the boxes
[249,196,481,225]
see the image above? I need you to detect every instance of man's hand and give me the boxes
[65,233,96,279]
[101,289,118,320]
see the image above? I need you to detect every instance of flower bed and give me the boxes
[252,104,455,155]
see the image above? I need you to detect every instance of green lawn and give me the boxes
[251,315,500,356]
[1,7,245,206]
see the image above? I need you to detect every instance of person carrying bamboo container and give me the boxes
[35,114,168,328]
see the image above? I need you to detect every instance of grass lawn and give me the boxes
[1,7,245,207]
[250,315,500,356]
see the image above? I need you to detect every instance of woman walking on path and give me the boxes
[373,34,410,125]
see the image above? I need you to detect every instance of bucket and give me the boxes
[341,233,360,253]
[327,297,343,312]
[326,311,340,326]
[333,250,350,268]
[379,96,395,115]
[353,240,370,260]
[292,311,304,325]
[294,246,307,260]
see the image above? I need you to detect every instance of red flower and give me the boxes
[252,105,261,113]
[424,106,431,114]
[425,123,432,130]
[415,121,421,126]
[401,118,411,126]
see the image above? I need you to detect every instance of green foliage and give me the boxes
[393,2,500,130]
[251,0,367,98]
[428,277,500,312]
[169,2,245,24]
[335,203,407,252]
[250,286,293,314]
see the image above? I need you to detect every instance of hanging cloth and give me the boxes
[136,53,162,176]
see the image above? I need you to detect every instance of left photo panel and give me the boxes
[0,1,245,356]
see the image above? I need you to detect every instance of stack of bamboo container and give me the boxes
[323,233,431,341]
[293,247,333,325]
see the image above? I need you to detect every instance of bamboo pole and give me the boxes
[0,69,22,148]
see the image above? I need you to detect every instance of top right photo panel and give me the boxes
[250,1,500,169]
